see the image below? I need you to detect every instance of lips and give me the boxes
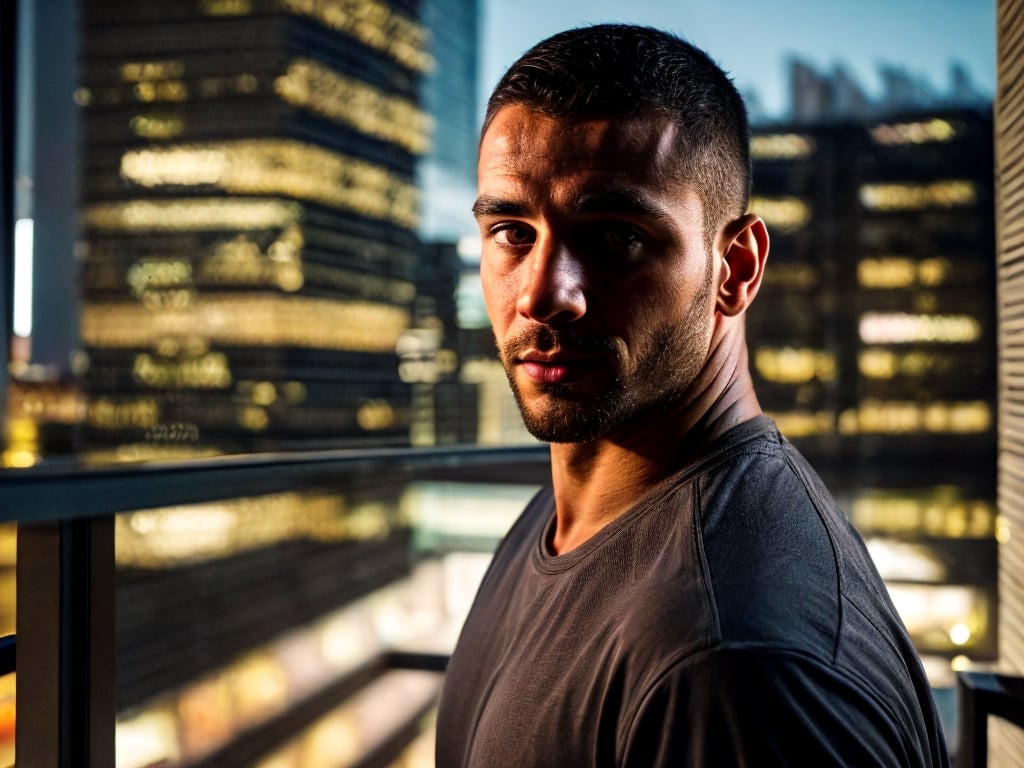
[519,351,602,384]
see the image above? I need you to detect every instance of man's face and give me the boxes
[475,105,719,443]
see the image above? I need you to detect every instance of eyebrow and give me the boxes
[472,190,674,223]
[472,195,528,218]
[572,190,673,224]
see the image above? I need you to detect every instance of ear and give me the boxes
[715,213,769,317]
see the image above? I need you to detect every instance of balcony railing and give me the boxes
[1,443,551,767]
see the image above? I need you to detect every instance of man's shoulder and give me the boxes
[692,415,837,520]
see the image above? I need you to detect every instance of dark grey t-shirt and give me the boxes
[435,416,950,767]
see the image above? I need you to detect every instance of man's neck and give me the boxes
[546,331,762,555]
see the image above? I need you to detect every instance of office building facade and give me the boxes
[748,108,998,667]
[76,0,435,458]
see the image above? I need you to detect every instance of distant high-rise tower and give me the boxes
[748,107,998,669]
[416,0,480,243]
[76,0,436,458]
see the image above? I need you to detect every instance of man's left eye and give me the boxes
[598,225,645,256]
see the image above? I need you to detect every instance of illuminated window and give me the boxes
[750,133,816,159]
[885,584,990,653]
[114,567,445,767]
[859,312,982,344]
[754,347,836,384]
[82,198,303,231]
[274,59,431,153]
[838,400,991,434]
[851,489,996,539]
[858,349,962,379]
[130,113,185,140]
[748,196,811,233]
[276,0,434,72]
[858,257,916,288]
[868,118,959,146]
[119,140,420,229]
[764,410,835,438]
[859,180,977,211]
[120,60,186,82]
[80,294,411,353]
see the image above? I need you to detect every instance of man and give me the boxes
[435,23,950,768]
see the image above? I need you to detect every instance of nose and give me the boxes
[515,237,586,324]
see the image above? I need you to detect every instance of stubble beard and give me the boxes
[501,266,716,444]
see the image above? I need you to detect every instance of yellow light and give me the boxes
[858,258,916,288]
[127,258,193,297]
[948,623,972,646]
[950,655,972,672]
[918,258,952,286]
[199,0,253,14]
[319,608,378,672]
[130,113,185,139]
[132,351,232,389]
[81,294,410,353]
[229,652,290,726]
[251,382,278,406]
[996,515,1011,544]
[356,398,396,430]
[132,80,189,103]
[115,708,182,768]
[859,180,977,211]
[1,417,40,468]
[750,133,816,159]
[886,584,986,645]
[852,491,1001,540]
[200,229,306,292]
[754,347,836,384]
[116,492,358,567]
[82,198,303,231]
[120,60,186,82]
[118,140,420,229]
[838,400,991,434]
[87,397,161,430]
[858,349,896,379]
[859,348,956,379]
[278,0,434,73]
[274,59,431,153]
[859,312,982,344]
[765,410,835,437]
[749,195,811,233]
[238,406,270,431]
[869,118,958,145]
[864,538,946,582]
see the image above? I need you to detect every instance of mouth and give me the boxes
[518,351,605,385]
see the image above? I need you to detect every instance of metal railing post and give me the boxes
[16,518,114,768]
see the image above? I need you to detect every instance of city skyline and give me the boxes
[479,0,997,120]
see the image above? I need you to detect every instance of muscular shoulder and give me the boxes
[692,422,866,655]
[621,646,944,768]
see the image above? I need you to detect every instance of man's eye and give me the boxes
[598,225,646,257]
[492,223,535,246]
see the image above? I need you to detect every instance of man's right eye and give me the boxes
[491,223,535,246]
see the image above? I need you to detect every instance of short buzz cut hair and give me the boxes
[482,23,752,245]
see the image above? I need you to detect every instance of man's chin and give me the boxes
[518,409,610,444]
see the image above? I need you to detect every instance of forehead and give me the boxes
[478,105,682,195]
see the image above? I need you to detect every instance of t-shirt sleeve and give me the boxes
[621,647,930,768]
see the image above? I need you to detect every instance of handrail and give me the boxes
[0,443,552,522]
[5,443,551,766]
[956,670,1024,767]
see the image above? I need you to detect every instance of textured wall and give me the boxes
[995,0,1024,764]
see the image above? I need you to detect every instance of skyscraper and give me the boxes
[77,0,436,458]
[416,0,480,244]
[748,107,998,670]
